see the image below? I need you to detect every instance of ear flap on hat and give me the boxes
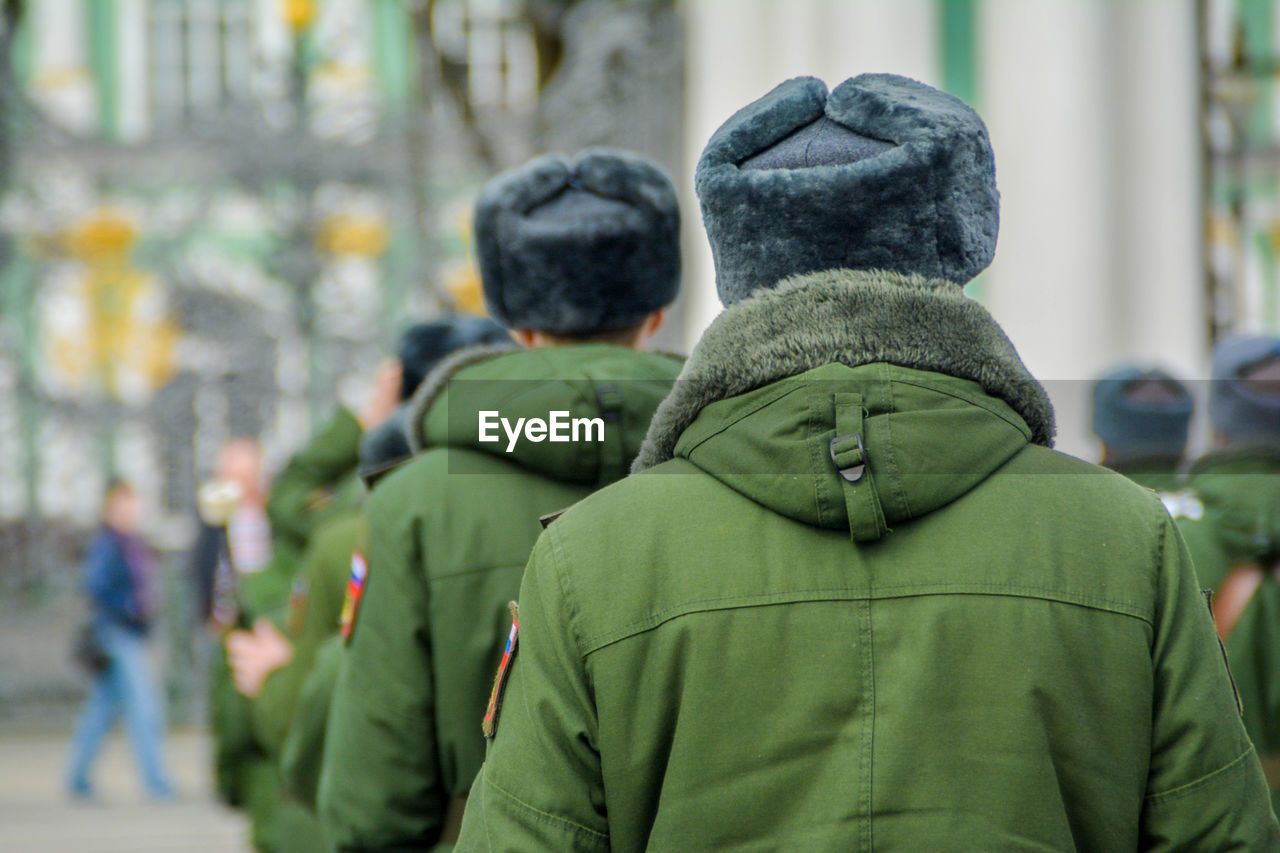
[573,149,680,219]
[699,77,829,171]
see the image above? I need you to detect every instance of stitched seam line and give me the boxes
[680,382,807,458]
[1145,747,1256,803]
[580,585,1153,655]
[483,774,609,844]
[891,376,1033,439]
[809,393,833,527]
[882,375,912,521]
[547,526,588,661]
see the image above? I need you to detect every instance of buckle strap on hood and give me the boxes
[830,395,889,541]
[633,268,1055,472]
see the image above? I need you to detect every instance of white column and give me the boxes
[33,0,87,71]
[117,0,150,141]
[30,0,96,134]
[979,0,1118,459]
[1111,1,1203,378]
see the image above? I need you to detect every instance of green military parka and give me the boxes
[318,343,682,852]
[457,270,1279,851]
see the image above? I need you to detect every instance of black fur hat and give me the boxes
[474,148,681,334]
[397,315,510,401]
[357,404,411,487]
[696,74,999,304]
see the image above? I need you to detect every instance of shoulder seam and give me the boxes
[546,526,589,662]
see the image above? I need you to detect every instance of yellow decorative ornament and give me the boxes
[46,211,178,401]
[282,0,317,31]
[64,209,137,262]
[443,262,487,316]
[442,207,488,316]
[316,213,391,257]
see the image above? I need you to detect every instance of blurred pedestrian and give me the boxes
[66,479,175,802]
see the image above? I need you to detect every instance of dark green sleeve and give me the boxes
[210,638,259,807]
[317,475,445,852]
[267,407,364,553]
[455,530,609,853]
[1140,515,1280,849]
[281,634,344,810]
[253,515,363,756]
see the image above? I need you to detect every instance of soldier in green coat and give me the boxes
[456,75,1279,850]
[318,149,684,852]
[228,320,511,807]
[214,401,372,853]
[1090,365,1193,495]
[212,331,433,853]
[1176,334,1280,813]
[244,320,512,814]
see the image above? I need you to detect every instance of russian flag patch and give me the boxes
[482,601,519,738]
[339,552,368,644]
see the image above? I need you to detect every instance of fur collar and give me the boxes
[405,342,519,454]
[633,268,1055,472]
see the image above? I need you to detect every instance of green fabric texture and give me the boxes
[318,344,682,852]
[252,513,365,758]
[1177,449,1280,807]
[280,634,343,810]
[456,330,1276,847]
[266,406,365,554]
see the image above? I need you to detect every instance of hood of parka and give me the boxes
[671,362,1032,541]
[408,343,683,487]
[632,266,1054,542]
[1187,449,1280,564]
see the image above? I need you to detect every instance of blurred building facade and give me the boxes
[0,0,681,721]
[0,0,680,587]
[2,0,1278,716]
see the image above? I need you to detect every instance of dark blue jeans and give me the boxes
[66,622,174,797]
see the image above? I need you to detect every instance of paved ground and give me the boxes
[0,728,250,852]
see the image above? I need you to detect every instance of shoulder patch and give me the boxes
[482,601,520,738]
[1161,489,1204,521]
[339,552,369,644]
[305,486,336,513]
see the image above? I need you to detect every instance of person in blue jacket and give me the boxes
[66,479,175,801]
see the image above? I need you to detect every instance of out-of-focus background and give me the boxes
[0,0,1275,848]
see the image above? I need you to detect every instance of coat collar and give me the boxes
[634,267,1055,472]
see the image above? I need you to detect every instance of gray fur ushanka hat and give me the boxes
[1210,334,1280,447]
[474,148,681,334]
[1091,366,1193,460]
[696,74,999,304]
